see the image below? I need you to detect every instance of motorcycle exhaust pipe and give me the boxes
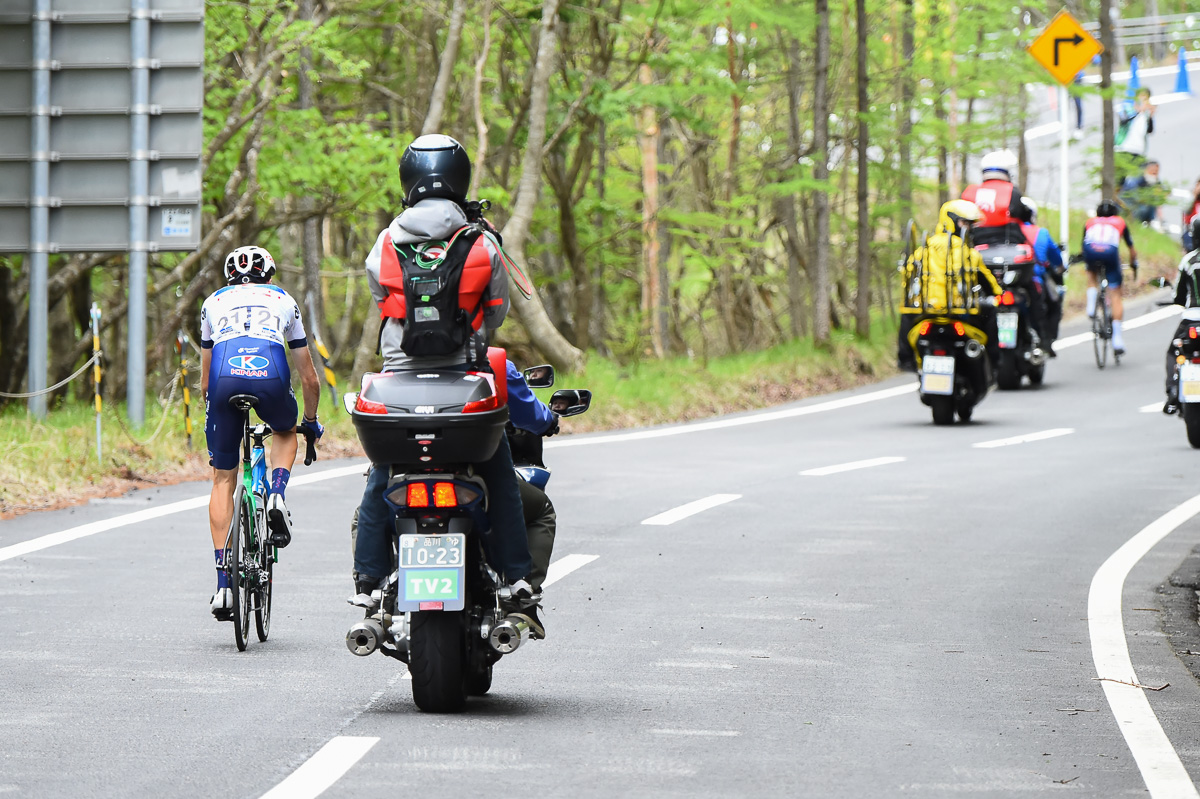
[964,339,983,359]
[346,618,385,657]
[488,615,531,655]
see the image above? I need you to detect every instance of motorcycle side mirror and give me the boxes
[523,364,555,388]
[550,389,592,417]
[342,392,357,415]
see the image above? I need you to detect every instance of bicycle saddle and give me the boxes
[228,394,260,411]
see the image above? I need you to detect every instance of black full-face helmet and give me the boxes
[1097,199,1121,218]
[1191,216,1200,247]
[399,134,471,207]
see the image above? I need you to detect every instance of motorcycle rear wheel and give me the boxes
[1185,406,1200,449]
[996,353,1021,391]
[930,396,955,426]
[409,610,467,713]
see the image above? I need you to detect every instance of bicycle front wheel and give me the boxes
[230,486,252,651]
[255,504,273,642]
[1093,300,1109,369]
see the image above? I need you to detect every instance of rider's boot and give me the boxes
[266,493,293,548]
[348,575,382,610]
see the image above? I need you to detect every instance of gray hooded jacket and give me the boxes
[364,198,510,371]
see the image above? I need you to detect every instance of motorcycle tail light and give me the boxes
[917,320,931,336]
[407,483,430,508]
[1000,291,1016,306]
[455,484,481,505]
[953,322,965,336]
[462,394,500,413]
[933,349,947,356]
[433,482,457,508]
[355,394,388,414]
[1190,327,1198,339]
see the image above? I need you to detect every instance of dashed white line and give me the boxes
[641,494,742,526]
[972,428,1074,449]
[1089,495,1200,799]
[259,736,380,799]
[542,553,599,587]
[1055,306,1180,352]
[801,456,906,477]
[1140,403,1163,414]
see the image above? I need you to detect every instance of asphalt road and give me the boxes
[5,299,1200,797]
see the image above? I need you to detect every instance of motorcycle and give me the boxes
[975,241,1046,390]
[341,359,590,713]
[1151,279,1200,448]
[913,316,992,425]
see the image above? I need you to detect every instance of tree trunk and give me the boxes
[854,0,870,339]
[813,0,832,345]
[499,0,585,372]
[782,34,807,341]
[1100,0,1116,200]
[898,0,915,223]
[469,0,493,198]
[638,61,664,357]
[421,0,467,136]
[298,0,325,377]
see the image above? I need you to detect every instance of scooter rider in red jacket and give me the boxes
[961,150,1026,247]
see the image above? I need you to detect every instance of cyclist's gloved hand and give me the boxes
[298,416,324,440]
[542,412,560,438]
[1132,261,1139,280]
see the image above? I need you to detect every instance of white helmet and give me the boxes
[1020,196,1038,224]
[980,149,1018,182]
[223,246,276,285]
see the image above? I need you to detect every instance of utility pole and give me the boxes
[1100,0,1116,201]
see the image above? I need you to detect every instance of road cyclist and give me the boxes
[1081,200,1138,357]
[200,245,323,621]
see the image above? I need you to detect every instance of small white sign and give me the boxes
[161,207,193,238]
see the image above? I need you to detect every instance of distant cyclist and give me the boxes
[200,246,323,620]
[1082,200,1139,355]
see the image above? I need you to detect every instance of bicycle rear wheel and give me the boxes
[255,501,273,642]
[230,487,252,651]
[1093,297,1109,369]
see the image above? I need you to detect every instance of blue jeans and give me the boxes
[354,434,533,583]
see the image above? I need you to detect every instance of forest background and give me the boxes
[0,0,1192,512]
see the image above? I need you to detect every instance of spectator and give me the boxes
[1122,160,1167,226]
[1115,87,1155,186]
[1071,71,1084,140]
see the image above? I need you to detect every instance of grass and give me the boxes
[1,320,901,517]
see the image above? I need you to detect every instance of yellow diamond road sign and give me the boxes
[1028,10,1103,86]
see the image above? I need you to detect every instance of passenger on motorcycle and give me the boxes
[898,200,1003,371]
[961,150,1026,246]
[1082,200,1139,354]
[352,134,539,615]
[1163,217,1200,415]
[1016,197,1065,355]
[200,246,323,620]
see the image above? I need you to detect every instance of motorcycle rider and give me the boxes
[898,200,1003,371]
[1163,217,1200,415]
[961,150,1026,246]
[200,246,324,620]
[352,134,539,617]
[1016,197,1065,355]
[1082,199,1139,354]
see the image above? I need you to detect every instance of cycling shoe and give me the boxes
[266,493,293,548]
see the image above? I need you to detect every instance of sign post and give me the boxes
[1027,11,1103,250]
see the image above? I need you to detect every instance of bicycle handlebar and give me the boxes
[303,430,317,466]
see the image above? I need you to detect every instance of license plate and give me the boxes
[921,355,955,396]
[997,313,1019,349]
[1182,363,1200,403]
[397,534,465,611]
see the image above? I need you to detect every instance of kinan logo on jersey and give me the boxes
[227,354,270,377]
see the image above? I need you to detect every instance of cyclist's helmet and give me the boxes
[1096,199,1121,218]
[1191,216,1200,249]
[223,246,276,285]
[980,149,1017,182]
[399,134,471,207]
[939,199,981,236]
[1019,197,1038,225]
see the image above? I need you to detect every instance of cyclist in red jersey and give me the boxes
[1082,200,1138,354]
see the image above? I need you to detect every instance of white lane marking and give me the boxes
[259,736,380,799]
[650,729,741,737]
[801,456,905,477]
[546,383,915,450]
[1056,306,1180,352]
[542,553,598,587]
[1140,403,1163,414]
[972,428,1074,449]
[641,494,742,526]
[656,661,737,669]
[1089,495,1200,799]
[1024,121,1062,141]
[0,462,371,564]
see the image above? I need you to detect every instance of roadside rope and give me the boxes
[0,352,101,399]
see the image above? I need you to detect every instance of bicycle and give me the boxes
[222,395,317,651]
[1084,261,1133,370]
